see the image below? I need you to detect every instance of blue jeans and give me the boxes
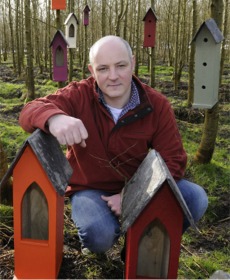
[70,179,208,253]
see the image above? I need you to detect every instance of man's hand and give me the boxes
[101,193,122,216]
[47,114,88,147]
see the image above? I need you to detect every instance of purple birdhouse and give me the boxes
[83,5,90,26]
[50,30,69,82]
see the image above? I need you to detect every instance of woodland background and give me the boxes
[0,0,229,279]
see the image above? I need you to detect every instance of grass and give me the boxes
[0,63,229,279]
[179,248,230,279]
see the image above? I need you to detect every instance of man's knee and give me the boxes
[80,222,120,253]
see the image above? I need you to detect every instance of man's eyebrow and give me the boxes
[96,64,108,68]
[96,60,129,68]
[115,60,128,64]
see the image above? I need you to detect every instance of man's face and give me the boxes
[88,39,135,108]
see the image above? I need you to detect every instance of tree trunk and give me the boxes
[15,0,22,76]
[0,141,13,206]
[134,0,141,76]
[68,0,74,82]
[24,0,35,100]
[194,0,224,163]
[101,0,106,37]
[150,0,156,88]
[8,0,16,71]
[194,104,220,163]
[219,0,229,84]
[188,0,197,107]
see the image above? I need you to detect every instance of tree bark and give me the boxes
[220,0,229,84]
[8,0,16,71]
[188,0,197,107]
[24,0,35,100]
[134,0,141,76]
[0,141,13,206]
[150,0,156,88]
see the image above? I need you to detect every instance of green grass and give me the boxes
[179,247,230,279]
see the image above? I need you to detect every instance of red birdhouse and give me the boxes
[143,7,157,48]
[121,150,196,279]
[0,129,72,279]
[83,5,90,26]
[50,30,69,82]
[51,0,66,10]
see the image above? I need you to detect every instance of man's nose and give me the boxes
[108,68,118,79]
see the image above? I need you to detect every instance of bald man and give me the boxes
[19,36,208,255]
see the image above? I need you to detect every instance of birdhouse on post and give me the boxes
[50,30,69,82]
[121,150,196,279]
[83,5,90,26]
[64,13,79,49]
[143,7,157,48]
[0,129,72,279]
[191,18,224,109]
[51,0,66,10]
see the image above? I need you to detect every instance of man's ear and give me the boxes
[131,55,136,71]
[88,64,95,78]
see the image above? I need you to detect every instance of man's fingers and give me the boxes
[48,115,88,147]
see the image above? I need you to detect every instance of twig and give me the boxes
[218,216,230,223]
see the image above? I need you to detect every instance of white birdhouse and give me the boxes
[191,18,224,109]
[64,13,79,48]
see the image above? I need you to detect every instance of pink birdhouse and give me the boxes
[51,0,66,10]
[83,5,90,26]
[143,7,157,47]
[50,30,69,82]
[121,150,196,279]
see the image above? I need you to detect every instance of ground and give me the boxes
[0,64,229,279]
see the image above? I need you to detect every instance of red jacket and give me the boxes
[19,76,187,195]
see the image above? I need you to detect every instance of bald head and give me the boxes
[89,35,133,65]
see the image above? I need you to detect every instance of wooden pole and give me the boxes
[150,0,155,88]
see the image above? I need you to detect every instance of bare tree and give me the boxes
[188,0,197,107]
[220,0,229,84]
[24,0,35,100]
[0,141,13,206]
[8,0,16,71]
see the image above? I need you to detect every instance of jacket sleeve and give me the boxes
[151,96,187,181]
[19,83,80,133]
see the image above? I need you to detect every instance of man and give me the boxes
[19,35,208,255]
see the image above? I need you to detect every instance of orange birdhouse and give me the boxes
[51,0,66,10]
[0,129,72,279]
[143,7,157,48]
[121,150,196,279]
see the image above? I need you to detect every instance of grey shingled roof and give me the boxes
[191,18,224,44]
[121,150,196,233]
[0,129,73,196]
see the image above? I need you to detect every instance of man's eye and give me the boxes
[118,64,125,68]
[98,67,107,72]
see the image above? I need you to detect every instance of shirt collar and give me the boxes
[98,80,140,119]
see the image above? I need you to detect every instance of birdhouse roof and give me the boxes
[191,18,224,44]
[0,129,73,196]
[121,150,196,233]
[142,7,158,21]
[83,4,90,12]
[64,12,79,25]
[49,30,69,47]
